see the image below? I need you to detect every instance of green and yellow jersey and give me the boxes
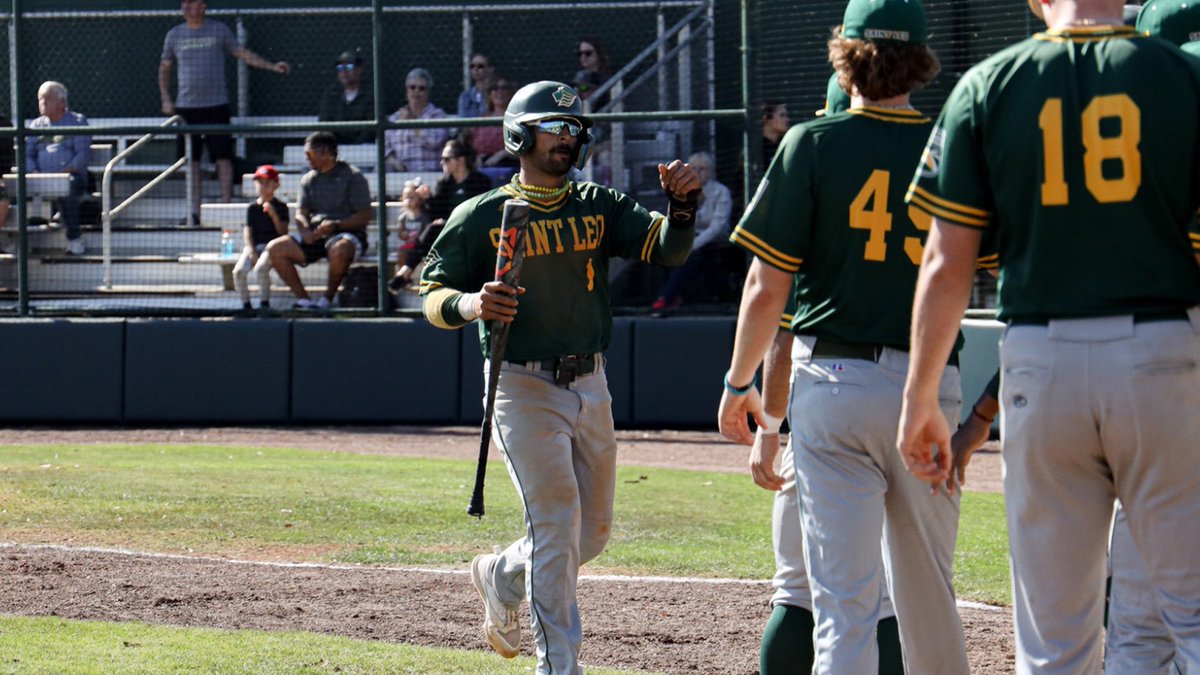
[733,106,939,348]
[420,180,692,360]
[908,25,1200,322]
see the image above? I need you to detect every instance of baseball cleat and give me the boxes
[470,548,520,658]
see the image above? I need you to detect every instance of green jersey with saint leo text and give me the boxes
[733,106,938,348]
[907,25,1200,323]
[420,180,693,360]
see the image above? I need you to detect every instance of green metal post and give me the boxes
[12,0,27,316]
[373,0,389,315]
[740,0,759,211]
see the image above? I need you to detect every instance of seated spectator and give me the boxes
[234,164,289,313]
[27,81,90,255]
[265,132,371,310]
[385,68,450,172]
[391,138,491,286]
[576,37,613,110]
[473,77,517,168]
[318,49,374,146]
[457,53,493,119]
[651,151,732,311]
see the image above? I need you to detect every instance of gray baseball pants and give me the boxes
[1107,501,1187,675]
[790,338,968,674]
[772,438,896,620]
[1001,310,1200,675]
[487,360,616,675]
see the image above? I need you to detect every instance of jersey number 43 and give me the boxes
[849,169,932,265]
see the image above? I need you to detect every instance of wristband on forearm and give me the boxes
[758,412,783,435]
[667,194,699,229]
[723,371,755,396]
[456,292,481,322]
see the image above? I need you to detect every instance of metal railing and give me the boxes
[100,115,189,290]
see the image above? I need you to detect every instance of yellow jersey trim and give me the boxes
[499,184,572,212]
[847,107,932,124]
[640,216,666,263]
[1036,26,1141,43]
[908,185,991,218]
[422,286,465,329]
[730,228,803,272]
[907,193,990,229]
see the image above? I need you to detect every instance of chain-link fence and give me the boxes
[0,0,724,316]
[1,0,1037,317]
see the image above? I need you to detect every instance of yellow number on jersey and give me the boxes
[851,169,931,264]
[904,205,932,265]
[849,170,893,262]
[1039,94,1142,206]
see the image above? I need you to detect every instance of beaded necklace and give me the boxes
[509,175,570,200]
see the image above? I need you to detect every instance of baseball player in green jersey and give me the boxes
[419,80,700,674]
[719,0,972,672]
[899,0,1200,672]
[1100,7,1200,674]
[753,76,905,675]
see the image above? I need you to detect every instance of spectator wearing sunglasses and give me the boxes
[457,53,494,119]
[474,77,518,168]
[318,50,374,146]
[575,38,612,110]
[385,68,451,172]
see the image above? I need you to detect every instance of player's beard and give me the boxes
[528,142,575,179]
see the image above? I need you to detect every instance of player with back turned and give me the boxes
[898,0,1200,672]
[718,0,972,672]
[419,81,700,674]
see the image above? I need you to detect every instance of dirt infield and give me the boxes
[0,427,1012,673]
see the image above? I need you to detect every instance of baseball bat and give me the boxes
[467,198,532,519]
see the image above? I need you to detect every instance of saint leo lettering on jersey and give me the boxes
[488,216,606,258]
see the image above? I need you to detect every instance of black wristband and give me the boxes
[667,194,699,228]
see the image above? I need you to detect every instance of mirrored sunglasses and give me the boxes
[336,63,357,72]
[533,119,583,137]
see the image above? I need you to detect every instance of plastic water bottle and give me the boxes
[220,229,235,258]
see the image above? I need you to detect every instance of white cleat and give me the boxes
[470,548,520,658]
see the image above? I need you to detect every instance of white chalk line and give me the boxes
[1,541,1006,613]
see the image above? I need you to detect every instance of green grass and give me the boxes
[0,614,656,674]
[0,444,1010,604]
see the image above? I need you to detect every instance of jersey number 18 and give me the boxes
[1039,94,1141,206]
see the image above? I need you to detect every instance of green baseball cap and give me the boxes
[1137,0,1200,47]
[817,73,852,116]
[841,0,928,45]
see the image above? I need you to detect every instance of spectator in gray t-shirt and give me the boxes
[158,0,290,226]
[265,131,372,310]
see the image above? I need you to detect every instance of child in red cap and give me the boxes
[233,165,290,312]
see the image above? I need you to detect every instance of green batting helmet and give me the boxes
[503,80,595,169]
[1138,0,1200,46]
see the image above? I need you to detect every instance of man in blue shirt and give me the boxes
[27,81,90,255]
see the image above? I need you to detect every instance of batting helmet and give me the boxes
[503,81,594,170]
